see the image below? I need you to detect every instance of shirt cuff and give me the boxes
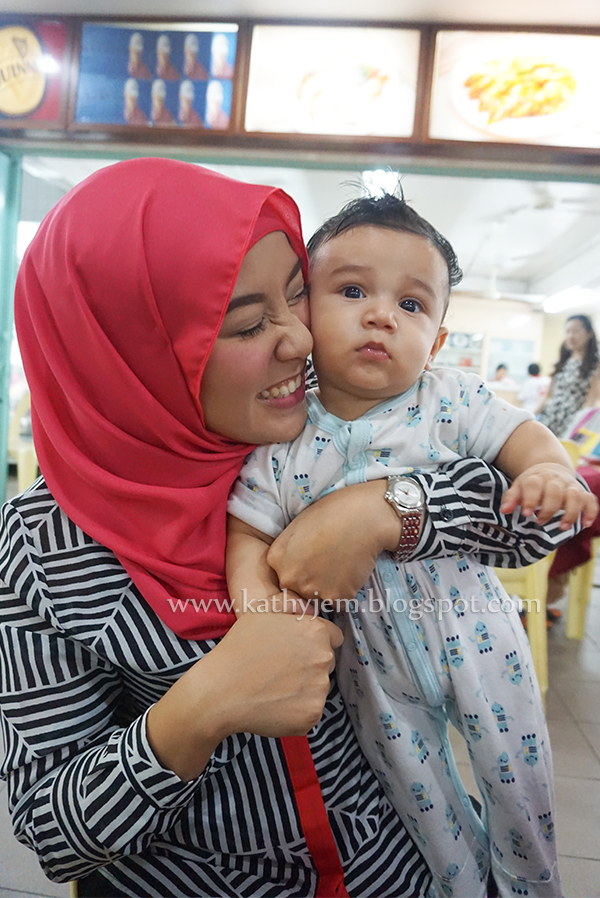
[116,709,212,810]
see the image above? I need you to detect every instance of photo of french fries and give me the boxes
[464,56,577,124]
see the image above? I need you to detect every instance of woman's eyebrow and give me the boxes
[226,259,303,313]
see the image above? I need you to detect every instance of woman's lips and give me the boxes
[357,342,390,360]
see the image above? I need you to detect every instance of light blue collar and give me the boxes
[306,378,421,435]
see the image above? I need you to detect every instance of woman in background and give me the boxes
[538,314,600,437]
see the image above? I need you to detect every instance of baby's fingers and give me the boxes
[500,482,523,514]
[515,475,546,518]
[559,488,599,530]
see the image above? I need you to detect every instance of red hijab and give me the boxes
[14,158,308,640]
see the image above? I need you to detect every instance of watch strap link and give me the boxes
[392,509,423,563]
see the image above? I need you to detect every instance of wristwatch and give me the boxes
[384,475,425,563]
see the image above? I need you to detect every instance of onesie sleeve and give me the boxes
[460,372,534,461]
[227,444,291,539]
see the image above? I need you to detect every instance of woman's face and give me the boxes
[201,231,312,444]
[565,318,591,354]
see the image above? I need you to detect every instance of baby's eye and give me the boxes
[400,298,422,313]
[343,285,365,299]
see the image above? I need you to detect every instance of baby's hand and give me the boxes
[500,463,598,530]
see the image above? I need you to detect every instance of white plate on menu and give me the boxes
[450,51,587,142]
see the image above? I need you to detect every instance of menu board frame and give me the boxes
[428,28,600,151]
[0,16,600,171]
[69,19,240,134]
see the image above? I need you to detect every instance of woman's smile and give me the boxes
[259,372,305,401]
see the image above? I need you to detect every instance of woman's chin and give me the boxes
[254,395,308,444]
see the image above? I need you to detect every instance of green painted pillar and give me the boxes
[0,152,22,502]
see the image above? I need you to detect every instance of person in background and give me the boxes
[518,362,550,414]
[0,159,580,898]
[183,33,208,79]
[151,79,174,126]
[123,79,148,126]
[127,32,151,80]
[539,316,600,612]
[178,80,203,127]
[538,314,600,437]
[486,363,518,390]
[156,34,180,81]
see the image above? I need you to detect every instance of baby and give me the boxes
[226,194,593,897]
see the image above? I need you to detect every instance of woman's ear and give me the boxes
[425,327,448,370]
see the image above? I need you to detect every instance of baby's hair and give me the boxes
[307,191,463,292]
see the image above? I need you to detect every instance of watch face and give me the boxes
[393,479,422,508]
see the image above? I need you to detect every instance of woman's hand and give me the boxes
[146,611,343,781]
[267,480,401,602]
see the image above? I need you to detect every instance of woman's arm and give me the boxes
[267,457,586,601]
[584,369,600,407]
[0,499,341,880]
[535,376,553,414]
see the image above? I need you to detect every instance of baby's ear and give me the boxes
[425,327,448,370]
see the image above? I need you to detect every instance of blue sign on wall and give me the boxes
[75,23,236,129]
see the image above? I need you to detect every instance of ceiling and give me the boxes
[7,0,600,27]
[10,0,600,316]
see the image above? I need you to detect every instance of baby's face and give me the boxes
[309,225,449,418]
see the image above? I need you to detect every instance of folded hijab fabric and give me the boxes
[15,158,308,640]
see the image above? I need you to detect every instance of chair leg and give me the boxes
[70,882,78,898]
[566,554,596,640]
[522,558,549,701]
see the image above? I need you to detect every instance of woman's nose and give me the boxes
[275,310,313,361]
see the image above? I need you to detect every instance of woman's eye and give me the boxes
[400,298,422,313]
[343,285,365,299]
[238,319,267,339]
[289,284,308,305]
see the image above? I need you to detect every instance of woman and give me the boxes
[0,159,579,898]
[538,314,600,437]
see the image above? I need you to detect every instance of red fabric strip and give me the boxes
[281,735,349,898]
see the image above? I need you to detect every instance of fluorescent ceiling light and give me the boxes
[362,169,400,194]
[542,286,594,313]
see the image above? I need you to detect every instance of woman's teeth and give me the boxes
[260,374,302,399]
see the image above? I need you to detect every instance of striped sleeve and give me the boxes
[408,456,585,568]
[0,500,213,883]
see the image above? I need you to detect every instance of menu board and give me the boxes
[0,18,68,126]
[245,25,420,137]
[75,22,237,130]
[429,31,600,148]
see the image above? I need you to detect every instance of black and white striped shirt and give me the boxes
[0,460,578,898]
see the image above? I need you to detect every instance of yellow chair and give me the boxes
[565,541,598,639]
[7,391,38,493]
[559,438,597,640]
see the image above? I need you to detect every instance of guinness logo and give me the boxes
[0,26,46,116]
